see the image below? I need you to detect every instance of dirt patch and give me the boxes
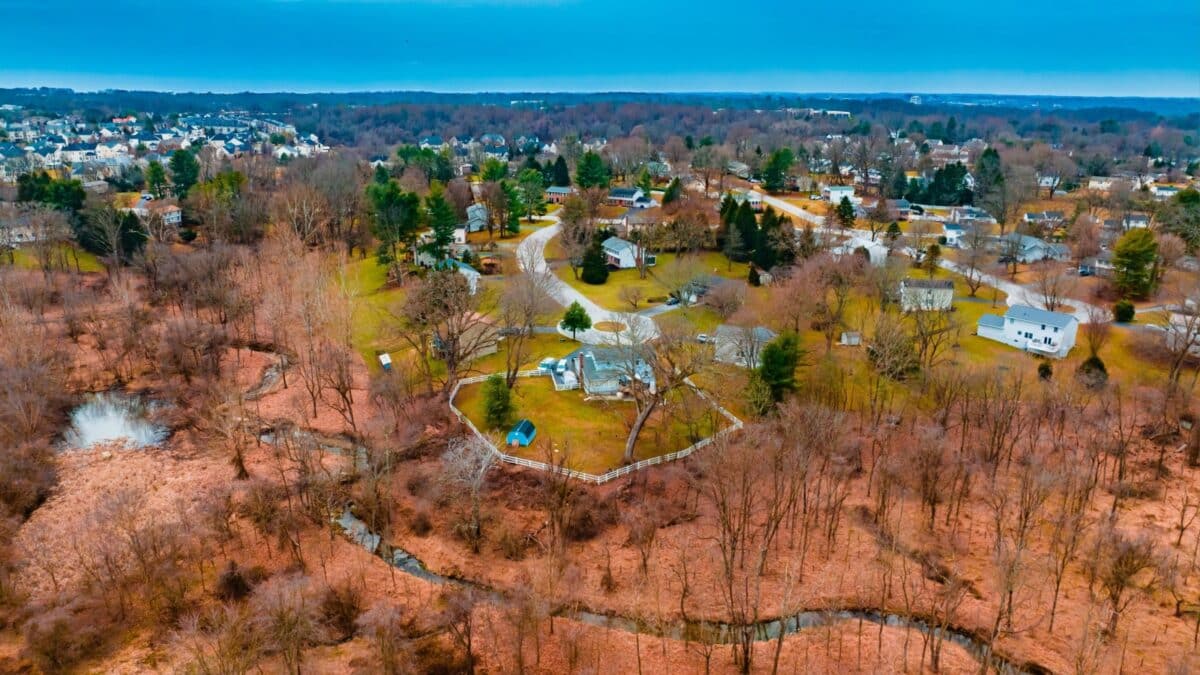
[593,321,627,333]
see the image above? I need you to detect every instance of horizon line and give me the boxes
[2,86,1198,102]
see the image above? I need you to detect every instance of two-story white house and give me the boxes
[976,304,1078,358]
[822,185,856,205]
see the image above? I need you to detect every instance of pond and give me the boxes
[61,392,168,450]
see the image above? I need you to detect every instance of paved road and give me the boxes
[762,193,826,227]
[517,222,660,344]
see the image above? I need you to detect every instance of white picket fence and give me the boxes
[448,372,744,485]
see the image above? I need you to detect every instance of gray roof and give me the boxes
[610,187,641,199]
[978,314,1005,330]
[714,324,777,342]
[601,236,636,255]
[1004,304,1076,329]
[546,186,572,194]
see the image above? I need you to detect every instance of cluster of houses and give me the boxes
[1087,174,1191,201]
[0,108,325,184]
[408,132,608,178]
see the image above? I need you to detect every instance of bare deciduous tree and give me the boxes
[499,247,556,387]
[274,182,330,245]
[1032,263,1077,312]
[441,436,496,553]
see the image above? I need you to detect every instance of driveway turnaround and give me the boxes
[518,222,660,344]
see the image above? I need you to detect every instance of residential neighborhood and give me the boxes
[1,65,1199,675]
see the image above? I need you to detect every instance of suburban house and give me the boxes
[1152,185,1181,201]
[1023,211,1066,227]
[942,223,965,248]
[465,203,488,233]
[1123,213,1150,229]
[566,346,655,397]
[1088,176,1119,192]
[949,205,996,226]
[545,185,574,204]
[713,324,778,368]
[725,188,764,212]
[482,145,509,160]
[61,142,96,163]
[443,258,481,294]
[432,313,497,361]
[601,236,655,269]
[830,236,888,266]
[419,135,444,150]
[156,203,182,226]
[726,161,751,179]
[609,184,648,206]
[899,278,954,312]
[823,185,856,204]
[886,198,912,221]
[622,208,666,236]
[996,233,1071,263]
[1078,250,1115,277]
[976,305,1078,358]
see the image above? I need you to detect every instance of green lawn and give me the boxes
[343,255,408,364]
[468,333,578,377]
[674,305,725,333]
[549,236,750,312]
[454,375,726,474]
[4,244,104,274]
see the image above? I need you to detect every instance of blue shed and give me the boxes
[506,419,536,447]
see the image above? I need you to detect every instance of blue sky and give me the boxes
[2,0,1198,96]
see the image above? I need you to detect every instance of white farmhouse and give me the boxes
[976,305,1078,358]
[822,185,856,205]
[601,236,655,269]
[943,223,969,248]
[899,278,954,312]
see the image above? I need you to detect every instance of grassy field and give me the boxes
[343,256,408,363]
[4,244,105,274]
[467,333,578,376]
[549,236,750,312]
[465,218,553,247]
[454,375,725,474]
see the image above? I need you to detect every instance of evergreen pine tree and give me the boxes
[581,240,610,284]
[552,156,571,186]
[758,332,802,402]
[662,178,682,205]
[636,167,653,195]
[754,207,781,270]
[723,221,747,266]
[735,201,759,258]
[422,182,458,260]
[482,374,513,429]
[719,194,738,226]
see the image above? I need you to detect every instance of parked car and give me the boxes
[696,333,710,343]
[665,296,680,306]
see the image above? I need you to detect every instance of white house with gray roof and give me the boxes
[601,236,655,269]
[976,304,1078,358]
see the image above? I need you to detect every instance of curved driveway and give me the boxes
[518,222,660,344]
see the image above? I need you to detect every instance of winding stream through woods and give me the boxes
[247,346,1045,674]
